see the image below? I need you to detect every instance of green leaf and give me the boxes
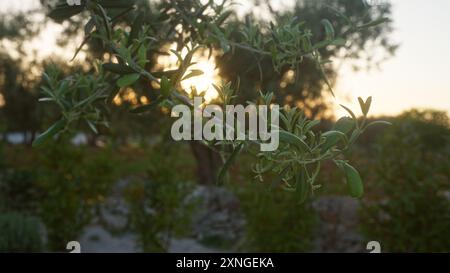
[278,130,310,152]
[117,73,140,87]
[85,18,96,35]
[160,76,172,97]
[358,97,365,115]
[322,130,346,138]
[329,38,346,46]
[181,70,204,81]
[71,35,90,61]
[366,120,392,129]
[322,130,346,142]
[321,19,335,40]
[217,143,244,185]
[32,119,67,148]
[48,4,84,21]
[86,120,98,134]
[340,104,357,120]
[95,3,112,39]
[304,120,320,132]
[334,117,355,133]
[321,117,355,152]
[343,163,364,198]
[319,64,334,97]
[358,96,372,116]
[321,131,347,152]
[364,96,372,114]
[103,63,135,74]
[137,44,147,68]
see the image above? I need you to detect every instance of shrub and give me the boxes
[125,146,195,252]
[34,141,116,251]
[236,182,317,252]
[360,109,450,252]
[0,212,44,252]
[0,169,38,212]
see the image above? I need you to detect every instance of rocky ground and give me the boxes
[77,180,364,253]
[312,196,364,252]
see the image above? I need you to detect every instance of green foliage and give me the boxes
[32,119,67,147]
[360,110,450,252]
[236,183,317,252]
[35,0,391,202]
[242,95,388,200]
[34,141,116,251]
[0,169,37,212]
[36,64,111,139]
[125,146,195,252]
[0,212,44,252]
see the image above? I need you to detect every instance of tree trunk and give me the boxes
[190,142,222,185]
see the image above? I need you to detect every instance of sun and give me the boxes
[157,43,220,103]
[180,60,219,102]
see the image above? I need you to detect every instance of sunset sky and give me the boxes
[334,0,450,117]
[1,0,449,117]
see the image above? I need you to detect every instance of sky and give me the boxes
[334,0,450,117]
[1,0,449,117]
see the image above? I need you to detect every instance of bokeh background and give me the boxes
[0,0,449,252]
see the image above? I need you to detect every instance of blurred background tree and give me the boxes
[0,10,43,144]
[219,0,397,117]
[360,109,450,252]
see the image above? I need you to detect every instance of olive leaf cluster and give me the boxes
[209,88,389,202]
[34,0,391,201]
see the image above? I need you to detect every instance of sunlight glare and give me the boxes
[157,43,220,103]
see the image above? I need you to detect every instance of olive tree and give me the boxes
[34,0,391,201]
